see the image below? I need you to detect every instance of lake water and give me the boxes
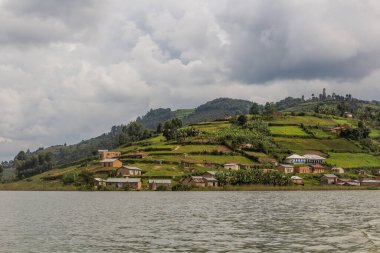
[0,191,380,252]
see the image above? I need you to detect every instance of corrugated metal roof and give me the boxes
[304,154,326,160]
[123,166,142,171]
[322,174,337,178]
[148,179,171,184]
[126,178,141,183]
[286,154,305,159]
[106,178,128,183]
[100,159,118,163]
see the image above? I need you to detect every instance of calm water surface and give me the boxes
[0,191,380,252]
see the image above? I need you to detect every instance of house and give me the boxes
[336,178,360,186]
[202,171,217,178]
[291,176,304,185]
[303,154,326,164]
[182,176,207,187]
[331,167,345,174]
[94,178,105,188]
[294,166,310,174]
[345,112,353,118]
[277,164,294,174]
[105,178,129,188]
[182,176,219,187]
[285,154,306,164]
[311,165,325,174]
[203,177,219,187]
[125,178,142,190]
[320,174,338,184]
[224,163,240,171]
[360,179,380,187]
[100,159,123,168]
[148,179,171,190]
[105,178,142,190]
[117,166,143,176]
[98,150,121,160]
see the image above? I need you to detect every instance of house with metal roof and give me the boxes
[290,176,304,185]
[117,166,143,176]
[100,159,122,168]
[277,164,294,174]
[105,177,141,190]
[320,174,338,184]
[148,179,171,190]
[224,163,240,170]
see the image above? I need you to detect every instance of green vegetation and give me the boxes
[274,137,361,152]
[269,126,310,137]
[369,129,380,138]
[327,153,380,168]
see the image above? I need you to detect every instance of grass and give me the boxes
[370,129,380,138]
[269,126,310,136]
[274,137,362,152]
[326,153,380,168]
[308,128,337,139]
[175,145,231,153]
[270,116,337,126]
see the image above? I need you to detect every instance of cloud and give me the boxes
[1,0,380,160]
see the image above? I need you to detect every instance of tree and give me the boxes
[237,115,248,126]
[263,102,276,117]
[162,118,183,140]
[0,164,3,179]
[249,102,261,115]
[156,123,163,134]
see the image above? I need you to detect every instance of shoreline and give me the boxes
[1,184,379,192]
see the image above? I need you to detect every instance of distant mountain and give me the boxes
[183,98,253,125]
[137,98,253,130]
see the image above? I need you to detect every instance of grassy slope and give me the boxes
[2,115,380,190]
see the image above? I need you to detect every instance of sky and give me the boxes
[1,0,380,161]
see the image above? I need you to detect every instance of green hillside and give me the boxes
[2,113,380,190]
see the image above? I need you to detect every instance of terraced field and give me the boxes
[327,153,380,168]
[269,126,310,137]
[270,116,337,126]
[274,137,361,152]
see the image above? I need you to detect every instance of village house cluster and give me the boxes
[94,149,380,189]
[95,150,171,190]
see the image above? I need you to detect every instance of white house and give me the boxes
[331,167,345,174]
[224,163,240,170]
[286,154,325,165]
[303,154,326,164]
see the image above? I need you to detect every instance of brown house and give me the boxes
[98,150,121,160]
[294,166,311,174]
[311,165,325,174]
[100,159,123,168]
[320,174,338,184]
[182,176,207,187]
[277,164,294,174]
[202,171,217,178]
[117,166,143,176]
[104,178,141,190]
[148,179,172,190]
[182,176,219,187]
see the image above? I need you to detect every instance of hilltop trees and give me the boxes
[119,122,153,145]
[162,118,183,140]
[14,151,54,179]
